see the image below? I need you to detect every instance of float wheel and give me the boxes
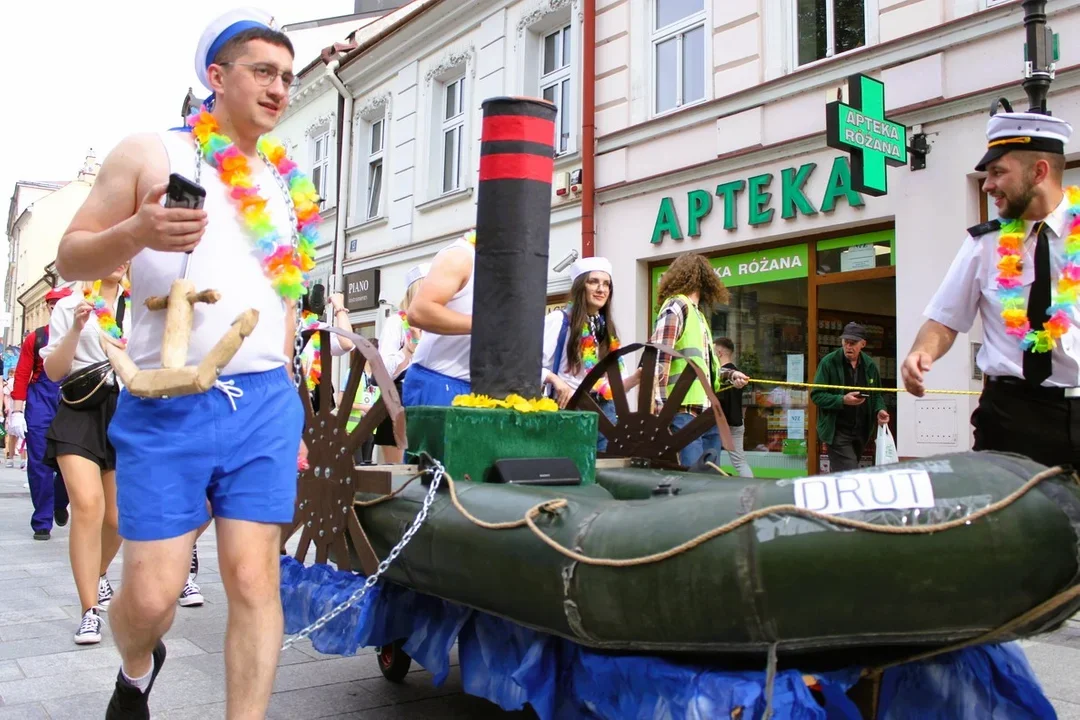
[376,640,412,682]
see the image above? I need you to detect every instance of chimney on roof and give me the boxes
[354,0,411,15]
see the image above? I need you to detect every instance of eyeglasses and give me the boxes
[585,278,611,290]
[219,62,298,91]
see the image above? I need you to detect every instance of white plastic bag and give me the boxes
[875,425,898,466]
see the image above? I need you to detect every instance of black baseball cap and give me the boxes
[840,322,866,342]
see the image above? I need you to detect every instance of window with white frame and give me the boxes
[441,75,466,194]
[311,131,330,207]
[652,0,706,115]
[795,0,866,67]
[541,24,572,154]
[366,118,385,220]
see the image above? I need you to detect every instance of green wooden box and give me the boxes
[406,406,597,484]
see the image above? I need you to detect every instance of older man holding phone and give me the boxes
[811,322,890,472]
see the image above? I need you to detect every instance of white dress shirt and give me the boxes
[924,193,1080,387]
[541,309,632,393]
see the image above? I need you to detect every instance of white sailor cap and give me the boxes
[195,7,277,91]
[975,111,1073,171]
[405,263,431,288]
[568,256,613,283]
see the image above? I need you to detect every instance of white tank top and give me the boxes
[412,237,474,381]
[126,131,290,375]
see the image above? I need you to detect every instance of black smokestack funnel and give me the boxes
[469,97,557,398]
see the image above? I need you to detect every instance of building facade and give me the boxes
[591,0,1080,473]
[329,0,587,348]
[5,181,65,345]
[5,154,98,345]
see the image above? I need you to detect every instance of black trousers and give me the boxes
[828,426,865,472]
[972,380,1080,469]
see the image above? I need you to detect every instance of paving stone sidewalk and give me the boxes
[3,465,1080,719]
[0,467,526,719]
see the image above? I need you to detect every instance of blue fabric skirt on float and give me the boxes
[280,557,1056,719]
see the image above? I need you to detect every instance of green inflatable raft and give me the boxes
[353,450,1080,663]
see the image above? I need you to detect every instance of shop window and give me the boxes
[366,118,385,220]
[795,0,866,67]
[815,229,893,276]
[540,24,573,155]
[652,0,706,115]
[711,278,810,477]
[441,75,467,194]
[310,131,330,208]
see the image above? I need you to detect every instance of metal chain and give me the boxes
[190,137,307,390]
[280,459,446,651]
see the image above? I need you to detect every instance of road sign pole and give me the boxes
[1022,0,1054,114]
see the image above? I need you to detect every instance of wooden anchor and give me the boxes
[100,278,259,398]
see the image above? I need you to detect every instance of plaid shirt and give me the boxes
[650,297,737,417]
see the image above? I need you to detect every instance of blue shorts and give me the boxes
[402,363,470,408]
[108,367,304,542]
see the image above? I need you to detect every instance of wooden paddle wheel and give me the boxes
[565,342,735,468]
[284,327,406,575]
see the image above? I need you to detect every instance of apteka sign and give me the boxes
[826,74,907,197]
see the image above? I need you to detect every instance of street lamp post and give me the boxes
[1022,0,1055,114]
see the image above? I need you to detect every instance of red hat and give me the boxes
[45,287,73,302]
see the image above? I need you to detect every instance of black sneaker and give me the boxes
[105,640,166,720]
[54,506,69,527]
[33,531,50,541]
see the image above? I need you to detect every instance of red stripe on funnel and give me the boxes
[482,115,555,146]
[478,153,554,183]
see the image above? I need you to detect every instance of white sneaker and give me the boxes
[97,575,113,610]
[74,609,102,645]
[178,575,204,607]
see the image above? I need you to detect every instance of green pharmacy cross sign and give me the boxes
[826,74,908,197]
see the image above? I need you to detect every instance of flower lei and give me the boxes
[996,186,1080,353]
[300,310,321,392]
[186,108,317,301]
[572,303,622,401]
[84,281,131,345]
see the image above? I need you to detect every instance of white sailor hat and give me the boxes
[405,263,431,288]
[195,7,277,91]
[975,110,1073,171]
[568,256,613,283]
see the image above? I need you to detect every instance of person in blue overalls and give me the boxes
[8,286,72,540]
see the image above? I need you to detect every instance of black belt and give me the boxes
[986,376,1080,399]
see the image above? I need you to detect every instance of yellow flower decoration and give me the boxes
[452,393,559,413]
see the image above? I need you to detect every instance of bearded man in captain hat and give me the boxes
[56,7,306,718]
[904,104,1080,470]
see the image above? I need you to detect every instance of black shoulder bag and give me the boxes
[59,296,126,410]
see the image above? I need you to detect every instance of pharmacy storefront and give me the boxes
[593,82,1058,474]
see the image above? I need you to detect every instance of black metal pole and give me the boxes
[1022,0,1053,114]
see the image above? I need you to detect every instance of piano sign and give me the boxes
[344,269,380,312]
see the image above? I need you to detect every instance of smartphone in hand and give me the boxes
[164,173,206,210]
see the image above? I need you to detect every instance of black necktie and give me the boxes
[1023,222,1053,386]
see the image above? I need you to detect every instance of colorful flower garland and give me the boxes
[84,281,130,345]
[996,186,1080,353]
[186,108,317,301]
[300,310,321,392]
[571,303,622,401]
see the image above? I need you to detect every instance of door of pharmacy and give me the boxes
[810,230,897,474]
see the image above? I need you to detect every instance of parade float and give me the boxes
[277,4,1079,716]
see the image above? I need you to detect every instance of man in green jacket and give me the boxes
[811,323,890,472]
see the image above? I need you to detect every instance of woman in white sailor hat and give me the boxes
[542,256,641,451]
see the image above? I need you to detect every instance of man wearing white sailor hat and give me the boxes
[905,98,1080,471]
[55,7,306,718]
